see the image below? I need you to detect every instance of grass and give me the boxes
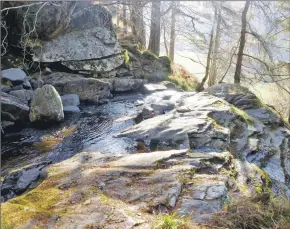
[207,194,290,229]
[154,213,192,229]
[34,126,76,152]
[168,64,198,92]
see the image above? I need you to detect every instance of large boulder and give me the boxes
[42,72,112,103]
[61,94,80,107]
[29,85,64,122]
[1,92,29,123]
[119,85,290,197]
[5,1,123,73]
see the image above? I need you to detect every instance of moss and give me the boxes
[142,50,158,60]
[2,187,65,228]
[158,56,172,66]
[230,106,254,125]
[24,38,42,48]
[123,50,130,66]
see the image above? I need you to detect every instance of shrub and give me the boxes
[142,50,158,60]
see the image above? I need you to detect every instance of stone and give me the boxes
[103,78,145,92]
[206,83,261,109]
[141,106,155,119]
[9,89,33,103]
[30,78,44,90]
[11,85,23,90]
[63,106,80,113]
[1,162,48,201]
[1,68,26,85]
[142,84,168,94]
[22,78,32,89]
[1,92,29,122]
[1,85,11,93]
[61,94,80,107]
[151,100,175,114]
[29,85,64,122]
[43,67,52,75]
[42,72,112,103]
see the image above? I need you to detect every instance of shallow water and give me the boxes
[1,90,181,176]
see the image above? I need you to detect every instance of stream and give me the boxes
[1,89,180,177]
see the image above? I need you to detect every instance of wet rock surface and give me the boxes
[1,84,290,228]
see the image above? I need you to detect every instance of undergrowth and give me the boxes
[207,194,290,229]
[154,213,193,229]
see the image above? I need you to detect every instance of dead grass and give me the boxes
[206,194,290,229]
[34,126,76,152]
[168,64,199,91]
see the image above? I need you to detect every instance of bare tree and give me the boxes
[148,0,161,55]
[234,0,251,84]
[169,1,177,61]
[208,1,222,86]
[131,1,146,46]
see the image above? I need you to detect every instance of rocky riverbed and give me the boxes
[1,83,290,228]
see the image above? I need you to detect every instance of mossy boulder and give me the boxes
[29,85,64,122]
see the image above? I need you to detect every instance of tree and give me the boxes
[208,1,222,87]
[122,1,128,34]
[148,0,161,55]
[234,0,251,84]
[131,1,146,46]
[169,1,177,61]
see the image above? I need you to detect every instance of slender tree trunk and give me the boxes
[116,4,120,26]
[163,20,169,55]
[148,0,161,56]
[122,1,127,34]
[208,2,222,86]
[169,2,177,61]
[196,26,215,92]
[234,0,250,84]
[131,1,146,46]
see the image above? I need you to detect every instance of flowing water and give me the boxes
[1,90,180,177]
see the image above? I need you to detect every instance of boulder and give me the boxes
[61,94,80,107]
[1,68,26,85]
[29,85,64,122]
[1,92,29,122]
[11,85,23,91]
[63,106,80,113]
[9,89,33,104]
[142,83,168,94]
[42,72,112,103]
[119,85,290,197]
[30,78,44,90]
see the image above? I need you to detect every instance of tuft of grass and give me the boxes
[167,65,198,92]
[155,213,192,229]
[208,194,290,229]
[34,126,76,152]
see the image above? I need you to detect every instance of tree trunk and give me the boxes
[116,4,120,26]
[122,1,127,34]
[196,26,215,92]
[163,20,169,55]
[148,0,161,56]
[169,2,177,61]
[131,1,146,46]
[234,0,250,84]
[208,2,222,87]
